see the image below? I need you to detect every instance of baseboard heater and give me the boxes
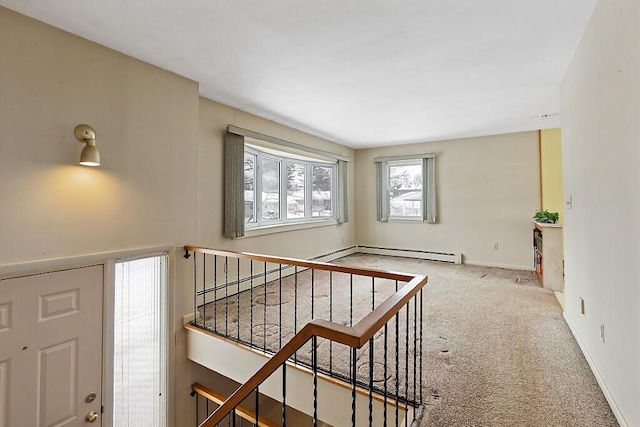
[357,245,462,264]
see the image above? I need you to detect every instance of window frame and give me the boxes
[245,145,337,229]
[386,159,424,221]
[375,153,436,224]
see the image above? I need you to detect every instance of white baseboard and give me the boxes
[563,313,629,427]
[464,260,535,271]
[356,245,461,264]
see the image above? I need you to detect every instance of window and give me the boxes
[113,255,167,427]
[244,145,336,228]
[375,154,437,223]
[225,126,349,238]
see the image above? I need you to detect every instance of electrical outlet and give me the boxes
[492,243,499,251]
[600,324,605,343]
[580,297,585,315]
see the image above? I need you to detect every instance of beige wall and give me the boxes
[355,132,540,269]
[561,0,639,425]
[196,97,357,259]
[0,7,200,266]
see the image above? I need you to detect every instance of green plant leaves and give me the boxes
[533,209,559,223]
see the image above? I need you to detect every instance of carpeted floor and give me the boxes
[200,253,619,426]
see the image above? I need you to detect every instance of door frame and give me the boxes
[0,244,175,427]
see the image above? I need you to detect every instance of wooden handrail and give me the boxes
[192,383,279,427]
[184,245,417,282]
[186,245,428,427]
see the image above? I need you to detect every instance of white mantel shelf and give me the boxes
[533,221,563,228]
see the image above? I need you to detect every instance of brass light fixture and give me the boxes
[75,124,100,167]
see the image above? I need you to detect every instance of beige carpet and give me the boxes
[200,253,619,426]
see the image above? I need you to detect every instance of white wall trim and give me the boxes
[464,260,535,271]
[0,244,176,278]
[563,313,629,427]
[357,245,461,264]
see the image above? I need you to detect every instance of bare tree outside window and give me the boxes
[388,163,422,217]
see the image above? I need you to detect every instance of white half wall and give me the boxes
[560,1,640,426]
[355,132,541,269]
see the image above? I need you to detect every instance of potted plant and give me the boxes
[533,209,559,224]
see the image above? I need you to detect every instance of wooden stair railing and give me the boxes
[185,245,428,427]
[192,383,279,427]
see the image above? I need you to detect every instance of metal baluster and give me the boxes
[232,408,236,427]
[279,264,283,349]
[294,266,298,363]
[250,260,254,347]
[395,280,399,427]
[263,262,267,352]
[225,256,229,336]
[420,288,424,405]
[369,337,374,427]
[372,276,375,310]
[384,323,388,427]
[255,387,260,427]
[405,301,410,422]
[350,274,354,326]
[313,336,318,427]
[351,347,357,427]
[195,391,199,425]
[237,258,241,341]
[329,271,333,375]
[203,253,206,329]
[193,252,197,327]
[413,296,417,421]
[214,255,218,333]
[282,363,287,427]
[311,269,315,319]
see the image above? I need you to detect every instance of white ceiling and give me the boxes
[1,1,596,148]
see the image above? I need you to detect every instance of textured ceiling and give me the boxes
[1,1,596,148]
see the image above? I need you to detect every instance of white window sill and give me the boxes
[242,219,339,238]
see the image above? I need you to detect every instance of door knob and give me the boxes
[85,411,99,423]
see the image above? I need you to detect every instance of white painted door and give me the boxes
[0,265,103,427]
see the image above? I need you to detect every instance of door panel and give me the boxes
[0,265,103,427]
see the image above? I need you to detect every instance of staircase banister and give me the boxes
[198,272,428,427]
[184,245,417,282]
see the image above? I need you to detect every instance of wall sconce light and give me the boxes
[75,124,100,166]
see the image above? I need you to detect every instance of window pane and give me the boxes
[244,153,256,223]
[261,158,280,221]
[287,163,306,219]
[312,165,333,217]
[389,163,422,217]
[114,256,167,427]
